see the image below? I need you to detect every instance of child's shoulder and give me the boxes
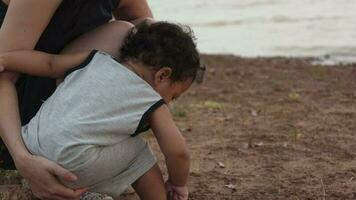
[91,49,118,63]
[95,50,114,58]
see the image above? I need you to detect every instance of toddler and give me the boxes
[0,21,201,200]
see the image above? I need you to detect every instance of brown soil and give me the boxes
[1,54,356,200]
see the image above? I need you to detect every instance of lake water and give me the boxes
[149,0,356,62]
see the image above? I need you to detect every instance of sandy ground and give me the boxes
[1,54,356,200]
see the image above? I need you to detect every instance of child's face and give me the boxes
[154,79,192,103]
[152,67,193,103]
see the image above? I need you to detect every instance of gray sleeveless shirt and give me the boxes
[21,50,164,168]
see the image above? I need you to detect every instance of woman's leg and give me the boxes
[60,20,134,58]
[131,164,167,200]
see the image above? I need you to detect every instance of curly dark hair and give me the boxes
[120,21,201,82]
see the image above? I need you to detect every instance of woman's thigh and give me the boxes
[61,20,134,58]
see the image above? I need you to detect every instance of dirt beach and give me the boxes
[1,54,356,200]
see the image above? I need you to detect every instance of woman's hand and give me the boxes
[165,181,189,200]
[15,153,88,200]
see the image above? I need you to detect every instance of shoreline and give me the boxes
[200,53,356,67]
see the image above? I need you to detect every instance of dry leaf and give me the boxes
[289,92,300,100]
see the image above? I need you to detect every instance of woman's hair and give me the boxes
[120,21,201,82]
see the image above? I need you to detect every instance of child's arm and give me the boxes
[150,104,190,187]
[0,50,91,78]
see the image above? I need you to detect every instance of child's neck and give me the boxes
[122,60,154,86]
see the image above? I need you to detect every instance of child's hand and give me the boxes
[165,181,189,200]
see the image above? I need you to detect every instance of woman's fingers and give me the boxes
[15,154,86,200]
[44,160,88,199]
[49,161,77,182]
[28,170,79,200]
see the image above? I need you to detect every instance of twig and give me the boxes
[320,178,326,200]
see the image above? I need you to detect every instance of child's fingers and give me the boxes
[175,192,188,200]
[0,64,4,72]
[172,191,180,200]
[174,192,180,200]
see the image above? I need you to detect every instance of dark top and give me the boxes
[0,0,119,169]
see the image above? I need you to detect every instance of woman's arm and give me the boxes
[0,0,86,199]
[60,0,154,59]
[113,0,153,22]
[60,20,133,59]
[0,50,91,78]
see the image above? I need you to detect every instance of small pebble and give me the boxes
[217,162,225,168]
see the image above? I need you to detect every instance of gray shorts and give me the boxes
[23,128,156,198]
[63,136,156,198]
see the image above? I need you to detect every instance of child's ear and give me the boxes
[154,67,172,84]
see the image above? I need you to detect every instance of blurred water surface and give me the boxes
[150,0,356,62]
